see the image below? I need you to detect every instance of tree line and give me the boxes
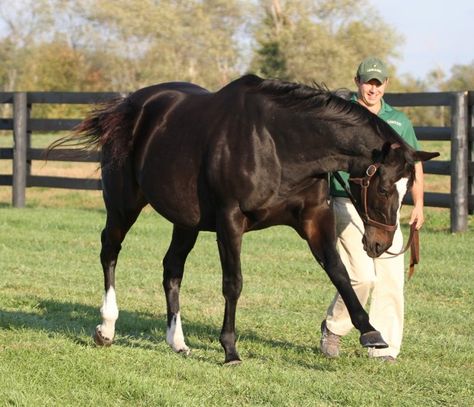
[0,0,473,123]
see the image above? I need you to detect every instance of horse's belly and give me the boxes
[138,159,213,229]
[141,177,198,225]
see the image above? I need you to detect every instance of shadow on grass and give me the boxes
[0,300,166,347]
[0,299,333,370]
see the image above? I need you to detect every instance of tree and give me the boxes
[441,61,474,91]
[251,0,401,89]
[250,0,289,79]
[76,0,250,90]
[0,0,251,92]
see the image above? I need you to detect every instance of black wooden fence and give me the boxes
[0,90,472,232]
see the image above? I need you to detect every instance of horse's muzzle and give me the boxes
[362,234,391,258]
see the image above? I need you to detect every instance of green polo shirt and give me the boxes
[330,96,419,197]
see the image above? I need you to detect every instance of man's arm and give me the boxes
[410,162,425,229]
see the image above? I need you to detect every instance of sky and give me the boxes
[368,0,474,80]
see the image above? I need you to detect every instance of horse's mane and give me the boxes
[255,77,370,125]
[245,75,406,148]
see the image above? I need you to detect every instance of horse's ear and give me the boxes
[412,150,440,162]
[380,141,392,160]
[375,142,410,163]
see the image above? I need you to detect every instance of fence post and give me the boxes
[450,91,469,232]
[13,92,28,208]
[469,91,473,214]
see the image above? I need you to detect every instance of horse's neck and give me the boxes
[328,139,375,174]
[268,109,382,176]
[303,127,377,175]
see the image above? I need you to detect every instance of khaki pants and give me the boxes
[325,193,405,358]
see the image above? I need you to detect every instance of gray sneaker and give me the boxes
[320,320,341,358]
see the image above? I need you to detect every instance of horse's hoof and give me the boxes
[359,331,388,349]
[93,327,114,347]
[224,358,242,366]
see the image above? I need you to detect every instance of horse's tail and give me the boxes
[47,96,137,166]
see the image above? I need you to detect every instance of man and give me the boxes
[320,57,425,362]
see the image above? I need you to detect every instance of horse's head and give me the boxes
[349,142,439,258]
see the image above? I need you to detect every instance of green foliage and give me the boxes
[253,39,289,79]
[0,204,473,406]
[0,0,250,92]
[441,61,474,91]
[0,0,473,118]
[250,0,401,88]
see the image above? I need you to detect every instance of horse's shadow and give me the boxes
[0,299,333,370]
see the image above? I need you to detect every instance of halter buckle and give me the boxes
[366,164,378,177]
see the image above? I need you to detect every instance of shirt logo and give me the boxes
[387,119,402,127]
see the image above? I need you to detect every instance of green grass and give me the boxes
[0,197,473,406]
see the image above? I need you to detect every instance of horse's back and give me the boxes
[129,81,209,105]
[128,82,217,228]
[127,77,281,229]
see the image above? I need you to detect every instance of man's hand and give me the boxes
[409,205,424,230]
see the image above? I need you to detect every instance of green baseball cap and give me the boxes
[356,57,388,83]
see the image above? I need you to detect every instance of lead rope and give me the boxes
[385,223,419,279]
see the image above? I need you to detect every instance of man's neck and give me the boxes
[357,98,382,115]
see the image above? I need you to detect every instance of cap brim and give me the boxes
[358,73,387,83]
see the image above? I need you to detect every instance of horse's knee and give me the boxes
[222,276,242,301]
[327,257,375,291]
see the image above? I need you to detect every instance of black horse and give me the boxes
[53,74,438,364]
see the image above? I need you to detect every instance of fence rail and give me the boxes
[0,90,472,232]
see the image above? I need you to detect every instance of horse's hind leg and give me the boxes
[94,163,146,346]
[94,206,145,346]
[163,226,198,354]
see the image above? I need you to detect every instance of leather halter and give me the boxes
[333,164,419,278]
[336,163,397,232]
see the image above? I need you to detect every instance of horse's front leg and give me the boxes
[299,205,388,349]
[162,226,199,354]
[216,207,245,365]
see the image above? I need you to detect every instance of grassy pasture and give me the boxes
[0,191,473,406]
[0,134,472,406]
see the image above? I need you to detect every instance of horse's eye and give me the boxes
[378,187,389,197]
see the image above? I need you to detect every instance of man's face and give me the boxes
[355,78,388,109]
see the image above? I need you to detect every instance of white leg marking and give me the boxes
[166,312,190,354]
[97,287,119,341]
